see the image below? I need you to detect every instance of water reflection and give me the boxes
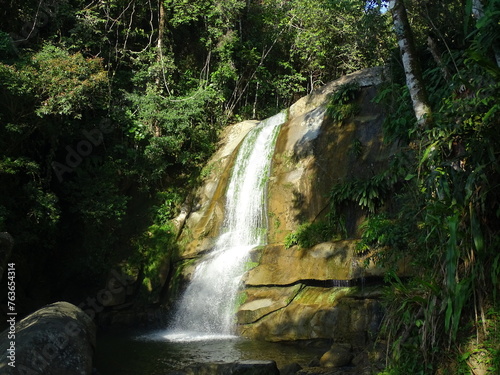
[95,328,328,375]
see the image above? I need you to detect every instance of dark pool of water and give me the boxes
[94,328,330,375]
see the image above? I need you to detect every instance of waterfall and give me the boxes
[164,111,287,342]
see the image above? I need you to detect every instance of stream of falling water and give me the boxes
[164,111,287,342]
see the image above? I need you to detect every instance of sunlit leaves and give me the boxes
[265,0,392,80]
[31,45,109,118]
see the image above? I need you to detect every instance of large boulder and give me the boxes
[237,284,303,325]
[234,67,396,347]
[243,242,412,287]
[0,301,95,375]
[319,343,353,368]
[177,67,390,260]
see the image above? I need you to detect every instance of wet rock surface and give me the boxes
[178,67,390,260]
[237,286,384,345]
[244,242,357,286]
[320,343,353,368]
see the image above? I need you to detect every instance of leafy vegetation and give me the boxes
[326,81,361,123]
[284,221,339,249]
[0,0,390,311]
[1,0,500,373]
[283,1,500,373]
[355,2,500,371]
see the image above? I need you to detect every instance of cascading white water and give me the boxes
[164,111,287,342]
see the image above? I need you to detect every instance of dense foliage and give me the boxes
[0,0,389,311]
[367,58,500,373]
[282,0,500,373]
[300,1,499,373]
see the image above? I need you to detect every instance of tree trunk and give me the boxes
[472,0,484,20]
[156,0,171,95]
[427,35,451,81]
[153,0,168,137]
[389,0,432,126]
[157,0,166,53]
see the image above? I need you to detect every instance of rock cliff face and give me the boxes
[176,67,394,349]
[178,120,260,259]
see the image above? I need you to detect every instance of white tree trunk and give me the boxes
[389,0,432,126]
[472,0,484,19]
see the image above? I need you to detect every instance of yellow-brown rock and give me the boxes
[237,286,383,345]
[178,120,259,258]
[244,242,357,286]
[267,67,391,244]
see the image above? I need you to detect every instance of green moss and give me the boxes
[167,257,197,300]
[293,286,353,305]
[273,216,281,230]
[327,287,352,304]
[177,225,193,248]
[285,284,305,305]
[234,291,248,312]
[199,162,215,179]
[244,261,259,271]
[277,151,296,171]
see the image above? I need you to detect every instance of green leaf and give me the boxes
[419,141,439,168]
[445,296,453,332]
[470,209,484,254]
